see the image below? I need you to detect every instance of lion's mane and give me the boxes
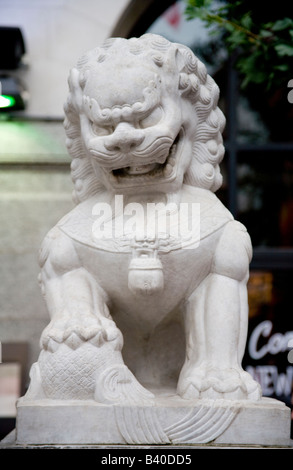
[64,34,225,204]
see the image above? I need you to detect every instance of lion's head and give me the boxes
[64,34,225,203]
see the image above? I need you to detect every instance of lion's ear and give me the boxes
[68,67,84,112]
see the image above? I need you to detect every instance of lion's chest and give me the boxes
[72,230,220,327]
[58,188,232,326]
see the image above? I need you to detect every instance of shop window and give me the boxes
[244,270,293,437]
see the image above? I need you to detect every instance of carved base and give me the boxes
[16,392,291,446]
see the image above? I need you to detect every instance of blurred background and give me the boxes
[0,0,292,440]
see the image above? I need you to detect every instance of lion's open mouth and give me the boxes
[111,133,180,182]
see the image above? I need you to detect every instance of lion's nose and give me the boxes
[104,123,144,153]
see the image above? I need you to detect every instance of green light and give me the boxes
[0,95,16,108]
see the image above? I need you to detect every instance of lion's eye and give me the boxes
[139,107,162,129]
[92,122,113,136]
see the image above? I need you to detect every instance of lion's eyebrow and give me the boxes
[83,80,161,126]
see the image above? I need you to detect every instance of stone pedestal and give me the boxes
[15,393,291,447]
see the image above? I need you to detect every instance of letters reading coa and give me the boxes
[248,320,293,360]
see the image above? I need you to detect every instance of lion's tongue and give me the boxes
[126,163,157,175]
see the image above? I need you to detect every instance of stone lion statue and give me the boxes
[26,34,261,403]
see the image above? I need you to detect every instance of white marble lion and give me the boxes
[26,34,261,403]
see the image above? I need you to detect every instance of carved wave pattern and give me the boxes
[115,407,170,445]
[114,404,238,445]
[164,406,238,444]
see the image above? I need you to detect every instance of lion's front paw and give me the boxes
[177,368,204,399]
[41,314,122,352]
[240,370,262,400]
[177,367,261,400]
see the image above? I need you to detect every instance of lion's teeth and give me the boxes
[170,143,177,156]
[112,138,178,181]
[126,164,157,175]
[164,163,173,177]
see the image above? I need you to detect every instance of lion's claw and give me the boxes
[46,338,60,353]
[41,314,122,351]
[178,367,262,400]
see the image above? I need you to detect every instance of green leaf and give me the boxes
[185,1,213,21]
[274,43,293,56]
[240,12,253,30]
[259,29,274,39]
[186,0,212,8]
[274,64,289,71]
[271,18,293,31]
[225,22,236,33]
[185,6,198,19]
[216,5,230,14]
[263,22,274,29]
[236,50,269,87]
[225,29,248,48]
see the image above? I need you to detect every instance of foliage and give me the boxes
[184,0,293,90]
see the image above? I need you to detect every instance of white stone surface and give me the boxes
[16,395,291,446]
[16,34,291,445]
